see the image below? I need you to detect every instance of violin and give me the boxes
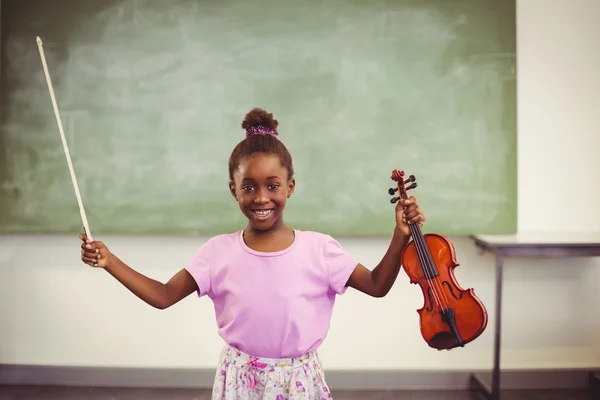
[389,169,488,350]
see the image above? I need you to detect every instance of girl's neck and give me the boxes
[243,223,295,253]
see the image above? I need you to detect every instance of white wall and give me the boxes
[1,0,599,372]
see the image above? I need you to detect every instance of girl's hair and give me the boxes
[228,108,294,181]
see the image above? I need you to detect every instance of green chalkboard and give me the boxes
[0,0,517,236]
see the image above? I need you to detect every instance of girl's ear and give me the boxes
[287,178,295,198]
[228,181,237,201]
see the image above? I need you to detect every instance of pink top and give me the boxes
[184,229,359,358]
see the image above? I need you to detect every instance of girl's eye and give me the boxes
[242,186,254,191]
[269,184,280,190]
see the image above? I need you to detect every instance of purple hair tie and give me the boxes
[245,125,279,138]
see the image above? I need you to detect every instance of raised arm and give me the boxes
[346,196,425,297]
[79,234,198,309]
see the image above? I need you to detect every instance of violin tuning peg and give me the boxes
[388,187,398,195]
[390,197,400,204]
[404,175,416,184]
[406,182,417,190]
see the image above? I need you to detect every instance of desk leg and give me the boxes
[469,254,504,400]
[590,372,600,397]
[491,254,504,400]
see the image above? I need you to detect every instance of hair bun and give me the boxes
[241,108,279,132]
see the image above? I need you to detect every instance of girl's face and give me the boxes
[229,153,295,233]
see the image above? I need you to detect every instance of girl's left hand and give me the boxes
[395,196,426,237]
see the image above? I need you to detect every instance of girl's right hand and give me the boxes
[79,233,112,268]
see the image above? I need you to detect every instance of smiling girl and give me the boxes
[79,108,426,399]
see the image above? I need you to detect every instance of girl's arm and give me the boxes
[79,234,198,309]
[346,227,409,297]
[346,196,425,297]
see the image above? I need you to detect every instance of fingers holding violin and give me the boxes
[403,208,423,224]
[410,211,426,227]
[399,197,426,226]
[398,196,415,207]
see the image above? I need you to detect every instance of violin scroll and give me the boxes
[389,169,417,203]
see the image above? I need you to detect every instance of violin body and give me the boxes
[401,232,488,350]
[390,169,488,350]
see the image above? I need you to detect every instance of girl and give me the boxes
[79,108,426,399]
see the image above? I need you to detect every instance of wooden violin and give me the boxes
[389,169,488,350]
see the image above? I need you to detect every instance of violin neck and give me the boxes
[405,208,440,278]
[408,219,424,239]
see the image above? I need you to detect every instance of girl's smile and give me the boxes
[251,208,274,220]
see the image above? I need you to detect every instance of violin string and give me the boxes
[406,207,446,309]
[409,223,447,309]
[411,222,450,308]
[417,245,444,310]
[411,223,451,309]
[408,226,442,308]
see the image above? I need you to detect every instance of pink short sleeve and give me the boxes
[324,235,359,295]
[184,239,213,297]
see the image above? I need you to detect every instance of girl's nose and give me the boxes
[254,189,269,204]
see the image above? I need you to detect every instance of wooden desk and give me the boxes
[468,232,600,400]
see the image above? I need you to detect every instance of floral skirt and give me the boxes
[211,344,333,399]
